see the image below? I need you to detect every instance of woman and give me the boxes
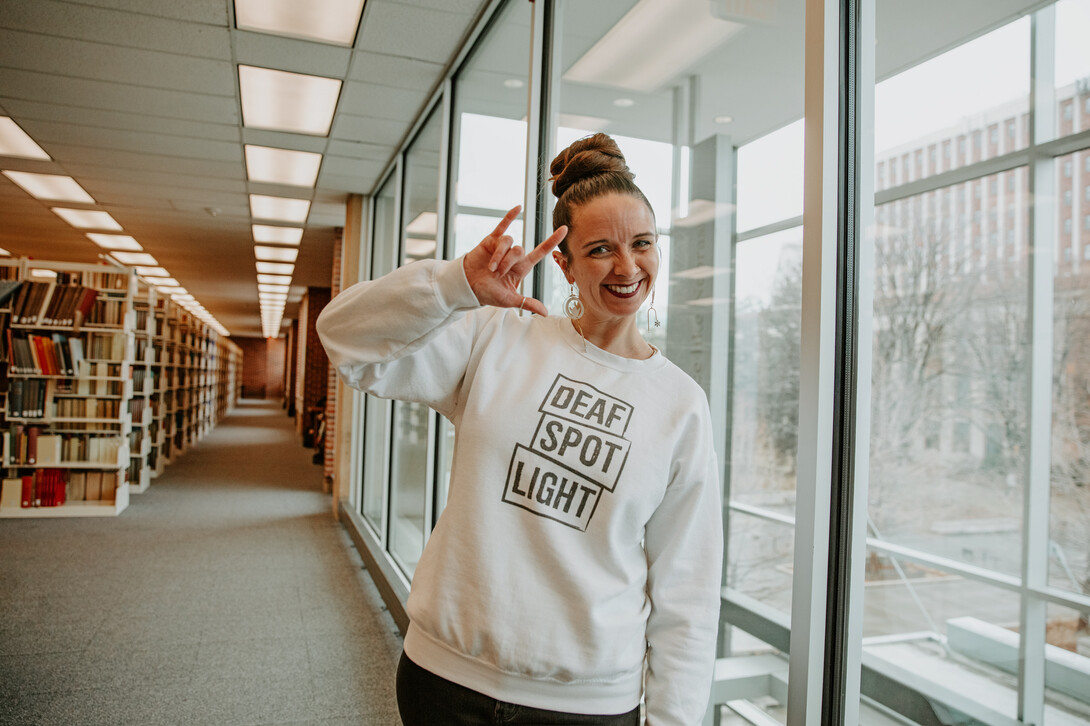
[317,134,722,725]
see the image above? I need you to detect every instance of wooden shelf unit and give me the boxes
[0,258,242,517]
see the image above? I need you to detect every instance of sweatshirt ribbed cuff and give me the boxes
[434,256,481,312]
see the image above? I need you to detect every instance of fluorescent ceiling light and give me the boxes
[234,0,365,46]
[258,283,291,294]
[111,252,159,266]
[256,261,295,275]
[86,233,142,251]
[238,65,341,136]
[136,266,170,277]
[52,208,122,230]
[563,0,743,93]
[254,245,298,262]
[158,286,188,295]
[244,145,322,187]
[2,171,94,203]
[249,194,311,223]
[406,211,438,237]
[252,224,304,245]
[257,274,293,285]
[29,269,58,280]
[406,238,436,258]
[0,117,50,160]
[0,248,10,257]
[260,294,289,303]
[149,278,180,287]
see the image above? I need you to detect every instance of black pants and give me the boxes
[396,652,641,726]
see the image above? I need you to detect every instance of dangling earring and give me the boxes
[564,283,584,320]
[647,286,661,332]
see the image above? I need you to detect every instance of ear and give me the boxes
[552,251,574,284]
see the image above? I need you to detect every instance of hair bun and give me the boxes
[549,133,633,199]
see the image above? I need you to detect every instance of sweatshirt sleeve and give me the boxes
[316,257,482,417]
[642,401,724,726]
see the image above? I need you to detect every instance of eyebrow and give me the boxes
[579,232,655,250]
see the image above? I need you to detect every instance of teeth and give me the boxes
[606,282,640,294]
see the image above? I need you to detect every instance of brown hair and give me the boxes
[549,133,653,257]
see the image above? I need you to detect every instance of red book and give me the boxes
[26,426,38,465]
[21,475,33,508]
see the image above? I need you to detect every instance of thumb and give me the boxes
[520,296,549,317]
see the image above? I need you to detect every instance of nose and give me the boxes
[614,248,638,277]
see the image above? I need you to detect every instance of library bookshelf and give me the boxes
[0,257,242,518]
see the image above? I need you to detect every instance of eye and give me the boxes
[587,245,610,257]
[633,238,654,250]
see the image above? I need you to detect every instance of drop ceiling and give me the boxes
[0,0,489,337]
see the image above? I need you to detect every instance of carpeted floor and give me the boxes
[0,399,404,726]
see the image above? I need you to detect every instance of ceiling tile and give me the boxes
[63,0,229,25]
[0,69,239,123]
[234,30,352,77]
[337,81,428,121]
[0,30,237,96]
[0,0,231,59]
[358,2,467,64]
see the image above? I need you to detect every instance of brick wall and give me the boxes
[294,287,331,443]
[233,336,287,399]
[234,336,269,398]
[324,236,342,480]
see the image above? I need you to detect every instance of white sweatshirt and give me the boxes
[317,257,723,725]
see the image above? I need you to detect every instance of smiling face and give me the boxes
[553,193,658,327]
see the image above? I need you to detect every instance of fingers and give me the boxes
[488,235,514,272]
[520,295,549,317]
[525,225,568,266]
[488,205,522,241]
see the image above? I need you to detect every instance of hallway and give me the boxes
[0,399,403,726]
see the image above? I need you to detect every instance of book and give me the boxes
[21,475,33,507]
[85,471,102,501]
[0,280,23,307]
[0,478,22,509]
[26,426,38,464]
[68,471,86,501]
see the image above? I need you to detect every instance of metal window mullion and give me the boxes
[842,1,876,724]
[523,0,546,268]
[1019,6,1056,724]
[787,0,841,723]
[531,0,559,301]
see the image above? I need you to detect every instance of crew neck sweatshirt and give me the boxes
[317,257,723,725]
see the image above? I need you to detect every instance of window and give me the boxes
[1065,160,1073,177]
[387,108,444,578]
[438,0,532,518]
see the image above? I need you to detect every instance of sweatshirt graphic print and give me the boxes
[504,374,632,531]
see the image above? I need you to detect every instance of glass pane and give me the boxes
[727,227,802,617]
[874,14,1029,174]
[360,174,399,535]
[1051,150,1090,610]
[861,4,1090,724]
[1055,0,1090,140]
[388,109,443,578]
[549,1,805,721]
[437,0,533,516]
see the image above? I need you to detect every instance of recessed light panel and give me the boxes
[3,171,94,203]
[249,194,311,223]
[87,233,143,251]
[110,252,159,266]
[244,145,322,187]
[252,224,304,245]
[256,261,295,275]
[52,208,123,230]
[257,274,293,285]
[239,65,341,136]
[234,0,365,46]
[0,117,50,160]
[136,267,171,277]
[254,245,298,262]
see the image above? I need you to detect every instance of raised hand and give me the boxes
[463,205,567,317]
